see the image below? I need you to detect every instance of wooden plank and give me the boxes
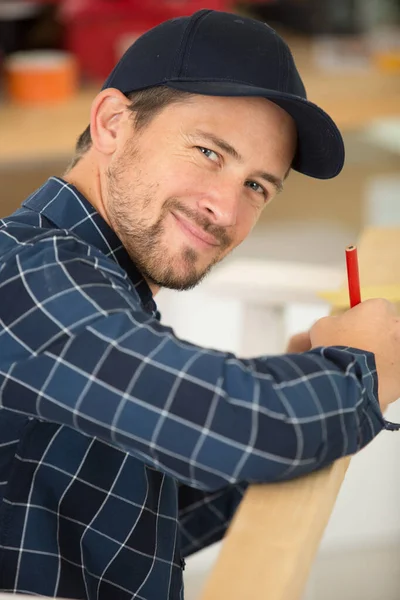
[200,227,398,600]
[200,458,350,600]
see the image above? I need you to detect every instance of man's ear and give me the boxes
[90,88,131,156]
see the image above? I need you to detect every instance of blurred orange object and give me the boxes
[373,50,400,73]
[4,50,79,106]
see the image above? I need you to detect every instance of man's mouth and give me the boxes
[171,211,221,248]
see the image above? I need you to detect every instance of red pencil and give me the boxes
[346,245,361,307]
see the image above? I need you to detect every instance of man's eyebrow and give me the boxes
[193,129,242,161]
[193,129,284,194]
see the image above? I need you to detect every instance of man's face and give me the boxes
[104,94,296,291]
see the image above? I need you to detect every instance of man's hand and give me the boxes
[286,331,312,353]
[310,298,400,413]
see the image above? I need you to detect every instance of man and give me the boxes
[0,8,399,600]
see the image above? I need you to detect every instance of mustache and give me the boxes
[167,200,232,248]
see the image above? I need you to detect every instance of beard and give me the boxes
[105,147,232,291]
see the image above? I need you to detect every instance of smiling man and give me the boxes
[70,91,296,293]
[1,8,400,600]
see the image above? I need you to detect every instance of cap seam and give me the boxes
[275,26,285,92]
[181,12,211,77]
[283,42,290,93]
[170,9,211,79]
[181,11,211,76]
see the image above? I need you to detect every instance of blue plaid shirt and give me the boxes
[0,177,388,599]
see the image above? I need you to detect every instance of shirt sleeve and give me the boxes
[0,233,385,492]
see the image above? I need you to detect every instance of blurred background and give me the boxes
[0,1,399,599]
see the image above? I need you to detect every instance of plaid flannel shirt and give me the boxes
[0,177,387,599]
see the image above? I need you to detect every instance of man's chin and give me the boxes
[147,264,211,292]
[152,274,204,292]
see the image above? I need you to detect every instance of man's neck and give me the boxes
[64,157,109,225]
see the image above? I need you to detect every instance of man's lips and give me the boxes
[171,212,221,247]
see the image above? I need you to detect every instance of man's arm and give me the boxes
[0,233,385,492]
[178,326,357,558]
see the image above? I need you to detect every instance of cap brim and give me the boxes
[166,80,345,180]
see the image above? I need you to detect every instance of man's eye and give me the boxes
[245,180,267,198]
[197,147,219,162]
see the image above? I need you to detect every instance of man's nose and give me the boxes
[196,181,240,228]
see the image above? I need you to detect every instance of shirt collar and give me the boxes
[22,176,156,312]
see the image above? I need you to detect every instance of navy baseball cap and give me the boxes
[102,9,345,179]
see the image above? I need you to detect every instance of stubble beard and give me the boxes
[105,155,230,291]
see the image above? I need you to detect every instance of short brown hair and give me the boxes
[67,86,194,170]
